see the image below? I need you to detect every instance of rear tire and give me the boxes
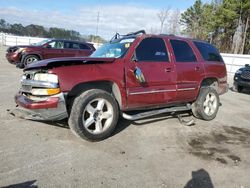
[68,89,119,141]
[192,87,219,121]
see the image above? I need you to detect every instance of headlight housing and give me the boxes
[34,73,58,83]
[16,48,25,53]
[31,88,60,96]
[236,69,242,74]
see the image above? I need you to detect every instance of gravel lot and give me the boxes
[0,45,250,188]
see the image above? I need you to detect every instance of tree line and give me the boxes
[0,18,106,43]
[180,0,250,54]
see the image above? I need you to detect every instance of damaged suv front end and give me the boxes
[15,70,68,120]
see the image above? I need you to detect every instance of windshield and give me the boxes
[91,38,135,58]
[32,39,51,46]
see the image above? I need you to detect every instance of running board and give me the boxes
[122,104,192,121]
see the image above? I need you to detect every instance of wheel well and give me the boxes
[66,81,122,108]
[21,54,41,63]
[200,78,219,91]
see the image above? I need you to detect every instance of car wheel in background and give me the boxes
[24,55,40,65]
[233,82,243,93]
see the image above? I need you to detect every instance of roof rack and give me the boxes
[110,30,146,43]
[159,34,176,37]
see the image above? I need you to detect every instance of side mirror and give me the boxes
[134,67,146,84]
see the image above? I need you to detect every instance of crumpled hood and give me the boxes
[25,57,116,70]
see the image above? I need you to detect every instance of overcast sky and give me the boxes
[0,0,209,39]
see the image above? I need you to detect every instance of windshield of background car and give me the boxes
[32,39,50,46]
[90,38,135,58]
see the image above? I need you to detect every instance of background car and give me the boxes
[6,39,95,68]
[233,64,250,92]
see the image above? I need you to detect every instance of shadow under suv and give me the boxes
[6,39,95,68]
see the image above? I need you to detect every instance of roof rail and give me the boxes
[159,34,176,37]
[110,30,146,43]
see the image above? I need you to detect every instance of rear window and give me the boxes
[194,41,223,62]
[170,40,197,62]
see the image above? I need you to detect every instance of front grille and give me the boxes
[241,70,250,80]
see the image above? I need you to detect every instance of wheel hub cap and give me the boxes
[82,98,113,134]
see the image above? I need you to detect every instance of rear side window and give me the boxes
[64,42,71,49]
[136,38,169,62]
[72,43,80,49]
[79,43,91,50]
[170,40,197,62]
[194,41,223,62]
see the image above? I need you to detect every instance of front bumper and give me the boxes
[6,52,21,64]
[15,92,68,121]
[218,82,229,95]
[234,75,250,88]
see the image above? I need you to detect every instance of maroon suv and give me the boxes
[15,30,228,141]
[6,39,95,67]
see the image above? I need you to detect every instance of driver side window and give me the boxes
[48,41,64,49]
[135,38,169,62]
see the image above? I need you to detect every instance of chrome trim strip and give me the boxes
[21,79,58,88]
[177,88,196,91]
[129,89,176,95]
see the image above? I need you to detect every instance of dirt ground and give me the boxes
[0,45,250,188]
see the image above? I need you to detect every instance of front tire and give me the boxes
[233,82,243,93]
[23,55,39,65]
[192,87,219,121]
[68,89,119,141]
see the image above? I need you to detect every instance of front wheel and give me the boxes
[23,55,39,65]
[233,82,243,93]
[192,87,219,121]
[68,89,119,141]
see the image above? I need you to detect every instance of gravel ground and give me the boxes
[0,45,250,188]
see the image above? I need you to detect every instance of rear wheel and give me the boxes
[192,87,219,121]
[68,89,119,141]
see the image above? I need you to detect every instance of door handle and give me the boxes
[165,68,172,72]
[195,67,200,71]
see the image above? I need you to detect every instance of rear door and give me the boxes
[63,42,93,57]
[193,41,227,81]
[125,37,177,109]
[169,39,204,102]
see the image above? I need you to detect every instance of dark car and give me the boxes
[233,64,250,92]
[6,39,95,67]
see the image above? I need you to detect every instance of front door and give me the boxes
[43,40,64,59]
[125,37,177,109]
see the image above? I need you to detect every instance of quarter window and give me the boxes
[79,44,91,50]
[135,38,169,62]
[170,40,197,62]
[194,41,223,62]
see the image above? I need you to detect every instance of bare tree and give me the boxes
[169,9,181,35]
[232,17,243,54]
[157,7,171,33]
[241,16,249,54]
